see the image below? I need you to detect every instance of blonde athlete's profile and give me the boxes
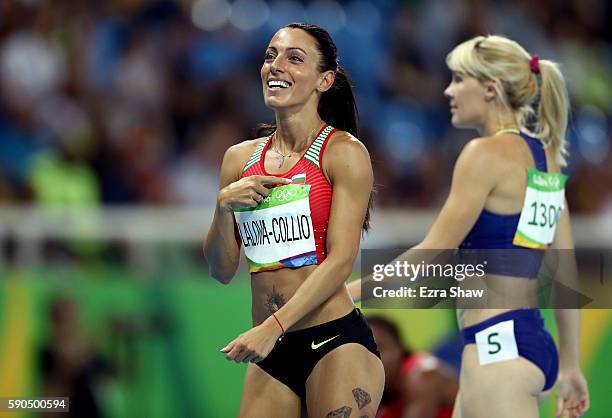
[350,35,589,418]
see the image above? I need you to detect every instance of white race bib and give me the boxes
[474,319,519,365]
[234,184,316,272]
[513,168,567,249]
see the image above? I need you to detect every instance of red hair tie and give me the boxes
[530,54,540,74]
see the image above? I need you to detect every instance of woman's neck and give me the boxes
[480,106,520,137]
[274,112,324,152]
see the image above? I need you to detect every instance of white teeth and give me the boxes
[268,80,290,88]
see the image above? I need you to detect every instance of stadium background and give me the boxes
[0,0,610,417]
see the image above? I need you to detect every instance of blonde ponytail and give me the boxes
[532,59,570,166]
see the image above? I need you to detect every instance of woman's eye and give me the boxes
[264,52,274,60]
[289,55,304,62]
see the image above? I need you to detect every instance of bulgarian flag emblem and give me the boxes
[291,173,306,184]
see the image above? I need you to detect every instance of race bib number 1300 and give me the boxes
[513,168,567,249]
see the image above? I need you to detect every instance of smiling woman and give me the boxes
[204,23,384,418]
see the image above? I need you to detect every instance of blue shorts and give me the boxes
[461,309,559,391]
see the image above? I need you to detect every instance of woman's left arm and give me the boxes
[221,134,372,362]
[552,200,590,418]
[274,134,373,329]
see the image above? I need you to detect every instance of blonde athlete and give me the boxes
[350,35,589,418]
[205,23,384,418]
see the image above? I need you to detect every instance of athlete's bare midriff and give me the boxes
[251,266,355,330]
[456,273,540,329]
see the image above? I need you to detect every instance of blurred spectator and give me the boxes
[0,0,609,213]
[40,298,109,418]
[28,137,99,208]
[0,5,66,113]
[170,116,243,205]
[368,316,458,418]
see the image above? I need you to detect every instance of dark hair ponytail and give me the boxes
[318,67,359,137]
[285,23,359,137]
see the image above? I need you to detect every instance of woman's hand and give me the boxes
[556,368,589,418]
[220,317,284,363]
[218,175,289,212]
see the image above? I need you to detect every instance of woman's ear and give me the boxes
[317,70,335,93]
[484,79,502,103]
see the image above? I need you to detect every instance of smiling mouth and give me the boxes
[267,80,292,90]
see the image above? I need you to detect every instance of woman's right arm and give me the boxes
[348,138,500,302]
[203,144,246,284]
[203,143,290,284]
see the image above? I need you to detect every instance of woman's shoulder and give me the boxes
[475,132,551,170]
[220,136,269,177]
[321,129,372,181]
[224,136,268,162]
[460,134,524,166]
[228,136,268,154]
[324,129,369,158]
[450,135,522,184]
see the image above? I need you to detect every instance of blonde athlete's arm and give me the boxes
[204,142,289,284]
[349,138,502,302]
[552,201,590,418]
[221,132,373,361]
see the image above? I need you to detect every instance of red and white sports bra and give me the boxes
[235,124,335,273]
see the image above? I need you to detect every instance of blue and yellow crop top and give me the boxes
[459,132,562,278]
